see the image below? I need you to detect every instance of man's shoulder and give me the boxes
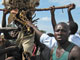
[70,45,80,58]
[71,45,80,52]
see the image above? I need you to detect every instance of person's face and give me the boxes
[9,31,16,37]
[54,24,70,43]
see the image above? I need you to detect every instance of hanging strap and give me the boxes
[66,43,75,52]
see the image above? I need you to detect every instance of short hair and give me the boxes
[69,21,78,34]
[55,22,69,30]
[47,33,54,37]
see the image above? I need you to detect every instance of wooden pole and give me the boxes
[30,5,69,11]
[0,4,74,11]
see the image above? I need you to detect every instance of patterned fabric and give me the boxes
[16,31,35,55]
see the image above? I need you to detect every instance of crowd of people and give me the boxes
[0,3,80,60]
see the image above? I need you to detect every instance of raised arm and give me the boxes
[50,6,56,31]
[0,46,18,56]
[68,4,75,22]
[1,10,18,39]
[26,21,43,39]
[2,10,9,27]
[71,46,80,60]
[68,4,78,34]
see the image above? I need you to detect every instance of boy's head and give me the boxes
[67,21,78,34]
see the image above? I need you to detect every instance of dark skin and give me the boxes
[24,4,75,44]
[25,21,80,60]
[25,4,79,60]
[2,10,9,27]
[0,46,18,55]
[1,10,18,39]
[0,45,18,60]
[50,4,75,31]
[54,23,80,60]
[50,6,56,31]
[0,35,18,60]
[68,4,75,22]
[67,4,78,34]
[25,20,43,39]
[0,10,20,60]
[50,4,78,58]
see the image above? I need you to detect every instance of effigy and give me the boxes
[2,0,39,23]
[2,0,39,9]
[1,0,40,59]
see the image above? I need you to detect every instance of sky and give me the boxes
[0,0,80,33]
